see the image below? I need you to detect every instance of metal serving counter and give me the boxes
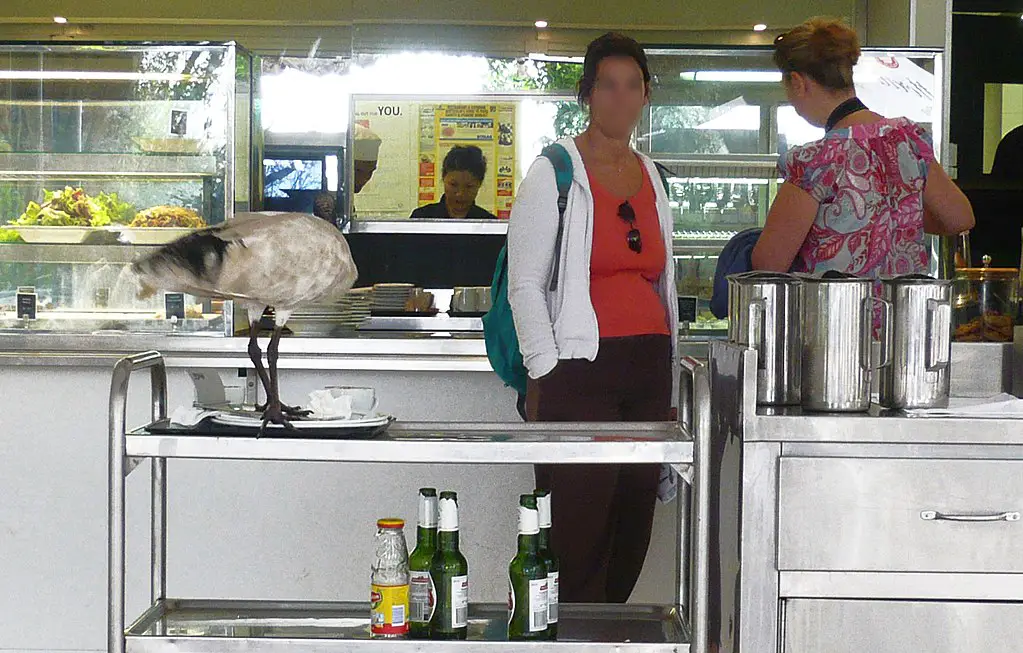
[0,332,723,370]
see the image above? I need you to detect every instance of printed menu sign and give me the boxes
[352,97,518,220]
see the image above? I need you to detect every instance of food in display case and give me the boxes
[13,187,135,227]
[129,205,206,229]
[0,41,257,337]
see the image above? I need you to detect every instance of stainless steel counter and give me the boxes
[0,332,720,370]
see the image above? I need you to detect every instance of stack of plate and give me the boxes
[372,283,415,313]
[289,287,374,335]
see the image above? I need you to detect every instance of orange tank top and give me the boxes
[588,165,670,339]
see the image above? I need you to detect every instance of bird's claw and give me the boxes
[255,401,310,417]
[257,402,297,437]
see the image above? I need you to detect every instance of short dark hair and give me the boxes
[442,145,487,182]
[577,32,651,107]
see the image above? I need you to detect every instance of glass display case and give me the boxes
[640,46,945,333]
[0,42,258,335]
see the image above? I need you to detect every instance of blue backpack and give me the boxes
[483,144,574,397]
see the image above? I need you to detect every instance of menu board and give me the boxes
[352,98,518,220]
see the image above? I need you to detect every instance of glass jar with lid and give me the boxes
[953,257,1018,342]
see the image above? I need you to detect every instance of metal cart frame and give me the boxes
[107,351,710,652]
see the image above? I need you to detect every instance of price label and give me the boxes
[16,291,37,320]
[677,296,699,323]
[165,292,186,320]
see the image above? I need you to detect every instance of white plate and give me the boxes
[114,227,198,245]
[211,411,393,430]
[10,226,96,244]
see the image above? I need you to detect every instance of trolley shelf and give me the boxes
[126,599,689,652]
[125,421,694,465]
[108,352,711,653]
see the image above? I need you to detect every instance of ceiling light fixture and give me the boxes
[534,20,549,29]
[753,23,768,32]
[53,16,68,24]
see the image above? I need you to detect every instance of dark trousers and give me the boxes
[527,335,672,603]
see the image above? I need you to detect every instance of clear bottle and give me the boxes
[508,494,548,641]
[535,489,560,640]
[430,491,469,640]
[409,488,438,639]
[371,518,410,638]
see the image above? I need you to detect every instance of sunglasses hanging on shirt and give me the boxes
[618,201,643,254]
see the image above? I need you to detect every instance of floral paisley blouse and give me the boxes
[779,117,934,280]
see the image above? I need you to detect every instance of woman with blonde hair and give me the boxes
[753,18,974,278]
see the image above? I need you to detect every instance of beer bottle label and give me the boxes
[410,570,434,624]
[507,578,515,626]
[528,578,549,633]
[370,583,410,636]
[547,571,559,624]
[451,575,469,629]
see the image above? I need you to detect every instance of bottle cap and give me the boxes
[535,490,552,529]
[518,494,539,535]
[419,488,438,528]
[438,493,459,532]
[377,517,405,529]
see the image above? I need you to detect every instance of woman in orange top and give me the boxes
[508,32,679,603]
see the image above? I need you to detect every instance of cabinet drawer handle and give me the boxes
[921,510,1021,523]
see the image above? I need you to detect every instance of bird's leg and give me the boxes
[247,321,274,412]
[259,325,292,434]
[261,323,311,418]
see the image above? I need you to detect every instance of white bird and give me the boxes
[132,211,359,430]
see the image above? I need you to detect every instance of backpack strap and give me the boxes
[540,143,573,292]
[654,161,673,197]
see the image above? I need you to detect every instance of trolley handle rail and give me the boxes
[679,355,711,653]
[108,351,168,653]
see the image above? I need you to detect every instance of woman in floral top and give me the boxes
[752,18,975,276]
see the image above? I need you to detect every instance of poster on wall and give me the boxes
[418,102,517,219]
[351,100,418,217]
[351,96,517,220]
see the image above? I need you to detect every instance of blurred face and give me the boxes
[353,160,378,194]
[587,56,649,138]
[443,170,482,218]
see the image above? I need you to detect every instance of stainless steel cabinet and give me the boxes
[782,599,1023,653]
[777,457,1023,573]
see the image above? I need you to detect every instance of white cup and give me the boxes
[325,386,378,416]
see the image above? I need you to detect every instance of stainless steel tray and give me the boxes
[126,599,689,652]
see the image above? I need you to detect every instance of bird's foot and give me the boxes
[255,401,310,417]
[257,402,296,437]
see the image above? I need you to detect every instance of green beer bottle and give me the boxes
[429,491,469,640]
[535,489,560,640]
[507,494,548,641]
[409,488,438,639]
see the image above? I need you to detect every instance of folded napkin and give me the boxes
[307,389,354,420]
[170,406,218,427]
[906,394,1023,418]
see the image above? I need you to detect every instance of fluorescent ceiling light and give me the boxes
[753,23,768,31]
[682,71,783,83]
[53,16,68,24]
[527,53,584,63]
[534,20,549,29]
[0,71,192,81]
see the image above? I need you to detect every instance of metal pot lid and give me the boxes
[729,271,800,284]
[797,271,871,284]
[881,273,952,286]
[956,267,1018,281]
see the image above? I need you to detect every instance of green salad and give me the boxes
[12,187,135,227]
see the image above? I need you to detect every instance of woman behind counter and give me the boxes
[752,18,975,276]
[410,145,498,219]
